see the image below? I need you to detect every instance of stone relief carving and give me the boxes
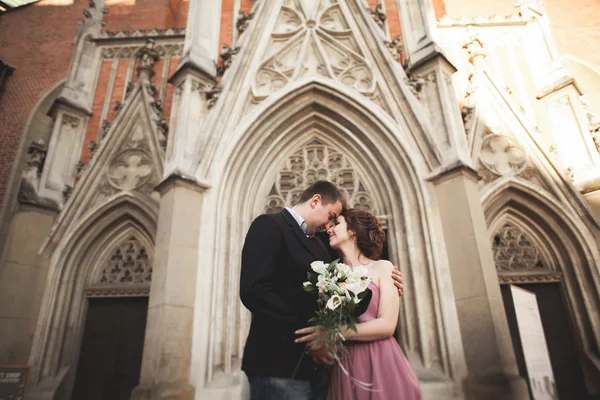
[492,224,547,272]
[253,1,376,103]
[265,140,376,214]
[94,126,158,205]
[98,236,152,284]
[479,134,527,176]
[100,43,183,60]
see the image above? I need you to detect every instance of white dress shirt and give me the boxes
[285,207,309,236]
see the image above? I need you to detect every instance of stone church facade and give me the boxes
[1,0,600,399]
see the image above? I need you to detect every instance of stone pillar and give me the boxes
[428,165,530,400]
[180,0,221,77]
[132,175,209,400]
[165,0,220,176]
[165,65,217,175]
[398,0,472,167]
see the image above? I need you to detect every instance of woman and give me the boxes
[296,209,421,400]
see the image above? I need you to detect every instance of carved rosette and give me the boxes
[479,134,527,177]
[265,140,376,214]
[95,127,158,205]
[253,1,376,102]
[98,237,152,284]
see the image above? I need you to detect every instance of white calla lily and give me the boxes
[326,295,342,310]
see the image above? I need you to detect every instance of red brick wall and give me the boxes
[103,0,187,32]
[81,56,180,163]
[0,0,84,207]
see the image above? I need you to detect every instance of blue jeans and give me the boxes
[248,374,329,400]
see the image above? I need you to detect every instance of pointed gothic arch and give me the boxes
[28,194,158,394]
[482,178,600,388]
[191,79,467,394]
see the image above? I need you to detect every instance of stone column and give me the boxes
[132,175,209,400]
[428,165,530,400]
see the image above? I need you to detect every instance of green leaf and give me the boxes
[327,258,340,273]
[347,301,356,313]
[307,317,319,324]
[303,285,317,293]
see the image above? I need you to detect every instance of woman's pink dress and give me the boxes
[328,282,422,400]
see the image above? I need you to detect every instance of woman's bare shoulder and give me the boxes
[371,259,393,273]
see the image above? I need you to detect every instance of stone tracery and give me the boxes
[265,140,377,214]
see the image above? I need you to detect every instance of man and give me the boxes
[240,181,403,399]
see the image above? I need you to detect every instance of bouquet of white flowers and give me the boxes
[302,258,372,354]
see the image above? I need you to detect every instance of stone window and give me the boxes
[265,140,375,214]
[99,237,152,284]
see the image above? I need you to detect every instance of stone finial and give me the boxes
[236,10,254,34]
[136,38,160,80]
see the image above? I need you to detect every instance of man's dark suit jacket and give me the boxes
[240,209,332,381]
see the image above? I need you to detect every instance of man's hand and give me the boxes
[295,326,334,365]
[392,266,403,297]
[307,343,334,366]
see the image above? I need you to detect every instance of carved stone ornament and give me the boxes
[106,150,153,191]
[136,38,160,79]
[479,134,527,176]
[370,4,386,28]
[26,139,48,178]
[98,236,152,284]
[95,127,157,204]
[100,120,111,140]
[206,85,223,109]
[100,43,183,60]
[265,140,376,214]
[237,10,254,34]
[217,44,241,76]
[492,224,547,272]
[253,1,377,102]
[384,35,403,61]
[405,75,425,99]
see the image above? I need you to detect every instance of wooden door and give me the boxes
[72,296,148,400]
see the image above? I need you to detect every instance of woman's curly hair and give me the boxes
[341,208,386,260]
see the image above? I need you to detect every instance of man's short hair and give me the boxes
[295,180,347,208]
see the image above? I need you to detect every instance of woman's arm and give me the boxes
[343,261,399,342]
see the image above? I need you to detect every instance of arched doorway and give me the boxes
[72,235,152,400]
[484,181,600,399]
[192,80,468,398]
[27,195,158,399]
